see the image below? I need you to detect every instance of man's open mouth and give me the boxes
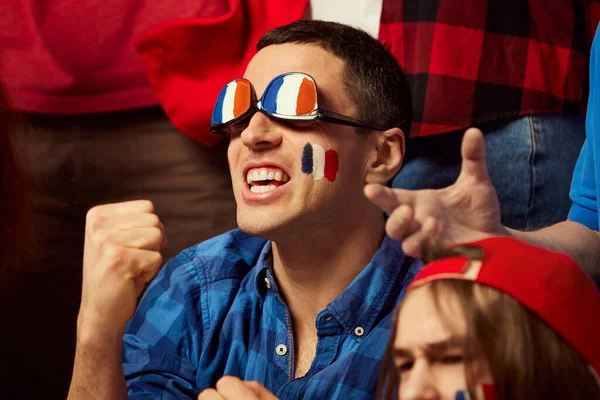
[246,167,290,193]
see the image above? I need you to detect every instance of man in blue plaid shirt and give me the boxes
[68,21,421,400]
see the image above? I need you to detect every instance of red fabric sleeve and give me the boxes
[135,0,308,146]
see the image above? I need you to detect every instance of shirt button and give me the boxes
[276,344,288,356]
[264,277,271,289]
[354,326,365,337]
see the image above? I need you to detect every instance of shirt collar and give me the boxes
[251,236,421,333]
[252,240,274,304]
[325,236,420,337]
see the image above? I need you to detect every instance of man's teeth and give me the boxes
[250,185,277,193]
[246,168,290,185]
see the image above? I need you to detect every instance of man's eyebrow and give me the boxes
[392,336,466,359]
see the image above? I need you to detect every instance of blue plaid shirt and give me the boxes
[123,229,421,399]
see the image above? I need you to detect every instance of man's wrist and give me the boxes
[77,314,126,347]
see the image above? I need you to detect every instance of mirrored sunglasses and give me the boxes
[210,72,387,134]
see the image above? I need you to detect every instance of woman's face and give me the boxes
[393,286,492,400]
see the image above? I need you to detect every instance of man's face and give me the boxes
[227,43,376,240]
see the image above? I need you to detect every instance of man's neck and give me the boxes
[271,210,385,326]
[269,205,386,378]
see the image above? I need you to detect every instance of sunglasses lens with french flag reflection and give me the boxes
[210,73,320,134]
[210,78,254,133]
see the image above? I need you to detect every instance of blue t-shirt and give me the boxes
[569,27,600,230]
[122,229,421,399]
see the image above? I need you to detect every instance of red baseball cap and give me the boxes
[135,0,307,146]
[408,236,600,380]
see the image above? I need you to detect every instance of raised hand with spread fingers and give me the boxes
[365,128,506,258]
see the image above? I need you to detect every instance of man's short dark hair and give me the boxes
[257,20,412,136]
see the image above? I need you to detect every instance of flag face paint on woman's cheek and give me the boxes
[301,143,339,182]
[455,384,497,400]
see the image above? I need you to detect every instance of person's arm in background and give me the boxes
[67,200,166,400]
[508,221,600,272]
[511,120,600,272]
[365,128,600,280]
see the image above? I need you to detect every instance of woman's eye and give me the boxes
[440,354,464,364]
[396,360,414,373]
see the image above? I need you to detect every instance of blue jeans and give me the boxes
[392,115,586,230]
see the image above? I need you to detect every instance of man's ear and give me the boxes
[364,127,405,184]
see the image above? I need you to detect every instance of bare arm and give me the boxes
[67,200,165,400]
[68,328,127,400]
[510,220,600,279]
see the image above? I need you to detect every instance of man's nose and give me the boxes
[399,361,439,400]
[240,112,283,151]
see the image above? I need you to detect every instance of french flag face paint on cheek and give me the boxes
[301,143,339,182]
[455,384,497,400]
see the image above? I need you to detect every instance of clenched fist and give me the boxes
[77,200,167,341]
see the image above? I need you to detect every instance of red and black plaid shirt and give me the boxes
[379,0,600,138]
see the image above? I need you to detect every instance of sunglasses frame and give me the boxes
[210,72,390,134]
